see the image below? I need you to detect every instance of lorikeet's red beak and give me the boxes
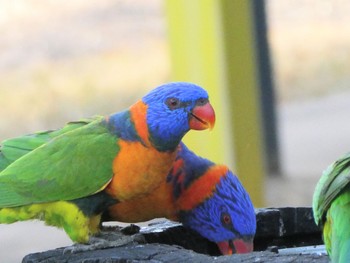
[217,237,254,255]
[189,102,215,130]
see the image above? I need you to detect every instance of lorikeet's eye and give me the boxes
[196,98,208,106]
[221,212,232,226]
[166,98,181,110]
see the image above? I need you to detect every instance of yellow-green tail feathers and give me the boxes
[0,201,95,243]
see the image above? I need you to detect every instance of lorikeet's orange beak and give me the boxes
[217,237,254,255]
[189,102,215,130]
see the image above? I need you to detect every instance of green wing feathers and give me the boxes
[313,152,350,226]
[324,189,350,262]
[0,118,95,171]
[0,117,119,208]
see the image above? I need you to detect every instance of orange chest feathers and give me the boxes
[106,140,177,202]
[106,180,176,223]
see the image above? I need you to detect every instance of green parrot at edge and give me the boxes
[313,152,350,263]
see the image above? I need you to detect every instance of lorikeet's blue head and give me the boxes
[179,170,256,255]
[142,82,215,151]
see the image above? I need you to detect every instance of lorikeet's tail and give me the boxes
[0,201,98,243]
[0,204,44,223]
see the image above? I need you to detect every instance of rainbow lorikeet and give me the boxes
[313,152,350,263]
[0,82,215,244]
[103,143,256,255]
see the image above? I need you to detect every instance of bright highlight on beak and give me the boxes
[189,102,215,130]
[217,237,254,255]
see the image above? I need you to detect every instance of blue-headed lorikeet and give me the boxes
[313,152,350,263]
[103,143,256,255]
[0,82,215,244]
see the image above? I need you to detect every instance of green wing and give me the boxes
[313,152,350,226]
[0,116,119,208]
[0,118,93,171]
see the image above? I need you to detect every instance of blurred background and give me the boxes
[1,0,350,262]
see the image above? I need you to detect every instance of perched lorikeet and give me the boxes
[313,152,350,263]
[103,143,256,255]
[0,82,215,244]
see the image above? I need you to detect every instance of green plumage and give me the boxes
[0,82,216,245]
[0,116,119,207]
[313,152,350,263]
[324,189,350,263]
[0,119,92,170]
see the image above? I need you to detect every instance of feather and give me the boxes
[103,143,256,255]
[0,82,215,243]
[313,152,350,262]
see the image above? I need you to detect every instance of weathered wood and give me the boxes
[23,207,329,263]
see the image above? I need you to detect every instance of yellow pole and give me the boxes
[165,0,265,206]
[165,0,230,166]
